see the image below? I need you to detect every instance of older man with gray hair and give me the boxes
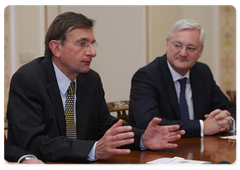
[129,19,236,137]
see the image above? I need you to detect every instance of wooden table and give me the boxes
[47,132,236,164]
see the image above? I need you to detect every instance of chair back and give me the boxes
[107,100,129,123]
[226,90,236,104]
[4,117,8,141]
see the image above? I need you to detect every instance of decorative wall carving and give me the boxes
[219,6,236,93]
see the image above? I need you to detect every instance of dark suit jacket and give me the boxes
[129,54,236,137]
[5,141,32,162]
[7,56,143,163]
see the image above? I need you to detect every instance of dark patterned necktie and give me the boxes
[178,78,189,120]
[65,82,77,139]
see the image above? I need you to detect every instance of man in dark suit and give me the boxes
[5,142,44,163]
[129,19,236,138]
[6,12,185,163]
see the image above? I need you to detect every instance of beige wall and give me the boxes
[147,6,181,63]
[10,6,45,69]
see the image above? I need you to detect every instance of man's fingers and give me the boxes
[215,110,231,120]
[149,117,163,127]
[113,132,134,141]
[111,119,124,128]
[168,133,182,142]
[204,114,210,118]
[164,143,178,149]
[217,119,231,126]
[109,148,131,155]
[114,125,132,134]
[112,138,135,148]
[107,120,132,136]
[209,109,221,116]
[166,124,180,132]
[219,124,230,132]
[178,130,186,136]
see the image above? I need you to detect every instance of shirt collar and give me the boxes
[167,60,190,82]
[52,61,76,96]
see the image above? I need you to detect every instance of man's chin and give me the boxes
[80,67,90,74]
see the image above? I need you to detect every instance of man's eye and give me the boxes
[187,46,197,52]
[174,44,182,48]
[78,41,88,47]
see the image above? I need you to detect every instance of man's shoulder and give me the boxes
[190,61,214,81]
[138,55,163,70]
[135,55,166,77]
[192,61,211,73]
[16,56,46,73]
[83,69,100,78]
[12,57,50,80]
[79,69,102,85]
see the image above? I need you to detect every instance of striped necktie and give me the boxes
[178,78,189,120]
[65,82,77,139]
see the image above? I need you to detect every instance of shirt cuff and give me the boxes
[199,120,204,137]
[18,154,37,163]
[87,141,98,161]
[228,116,236,132]
[140,134,147,150]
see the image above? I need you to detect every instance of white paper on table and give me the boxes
[146,156,211,164]
[220,135,236,140]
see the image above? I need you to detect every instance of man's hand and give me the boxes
[142,117,185,150]
[22,158,44,164]
[95,119,134,160]
[204,109,232,135]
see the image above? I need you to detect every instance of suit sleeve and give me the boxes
[4,141,33,162]
[206,66,236,120]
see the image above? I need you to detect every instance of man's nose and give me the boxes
[86,44,97,57]
[179,46,187,56]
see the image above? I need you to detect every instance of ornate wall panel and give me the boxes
[219,6,236,93]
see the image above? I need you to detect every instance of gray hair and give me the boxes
[167,19,205,47]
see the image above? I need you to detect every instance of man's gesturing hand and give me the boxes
[95,119,134,160]
[142,117,185,150]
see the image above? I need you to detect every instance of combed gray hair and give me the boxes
[167,19,205,47]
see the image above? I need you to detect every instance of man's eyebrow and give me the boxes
[76,37,96,43]
[76,37,89,42]
[172,41,182,44]
[173,41,197,47]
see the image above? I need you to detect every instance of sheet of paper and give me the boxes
[220,135,236,140]
[146,156,211,164]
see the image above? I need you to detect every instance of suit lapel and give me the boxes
[75,74,91,139]
[160,55,181,119]
[42,57,66,136]
[190,68,204,119]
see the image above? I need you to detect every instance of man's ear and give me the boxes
[198,45,204,59]
[49,40,61,58]
[166,38,169,51]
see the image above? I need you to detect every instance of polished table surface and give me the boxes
[47,132,236,164]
